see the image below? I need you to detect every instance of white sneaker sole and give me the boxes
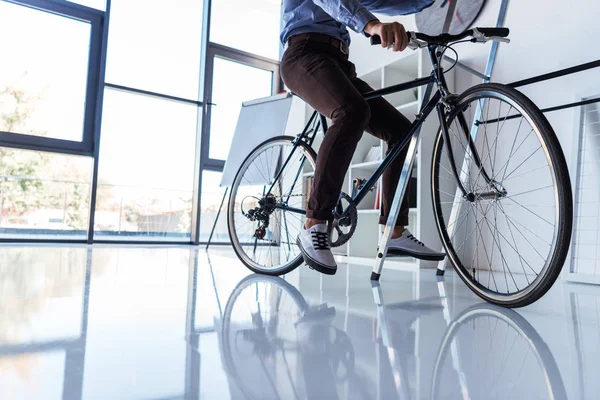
[296,237,337,275]
[387,247,446,261]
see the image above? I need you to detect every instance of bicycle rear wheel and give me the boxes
[431,83,573,307]
[228,136,317,275]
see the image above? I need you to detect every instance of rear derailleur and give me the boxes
[244,194,277,240]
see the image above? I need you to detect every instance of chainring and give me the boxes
[329,193,358,248]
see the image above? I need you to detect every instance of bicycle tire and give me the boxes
[431,83,573,307]
[431,304,567,400]
[228,135,317,276]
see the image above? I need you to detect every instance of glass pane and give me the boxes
[95,89,198,241]
[106,0,203,99]
[199,171,229,242]
[0,148,92,239]
[210,0,281,59]
[209,57,272,160]
[0,2,90,141]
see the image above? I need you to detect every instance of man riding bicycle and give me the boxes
[281,0,446,275]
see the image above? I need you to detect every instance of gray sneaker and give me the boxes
[296,224,337,275]
[387,229,446,261]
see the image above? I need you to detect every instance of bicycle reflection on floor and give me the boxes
[218,273,567,400]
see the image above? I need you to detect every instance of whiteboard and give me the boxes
[220,92,294,187]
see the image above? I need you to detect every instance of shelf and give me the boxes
[350,160,381,170]
[384,52,420,78]
[361,68,382,90]
[358,209,380,214]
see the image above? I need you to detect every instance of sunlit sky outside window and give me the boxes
[209,58,273,160]
[0,1,89,141]
[210,0,281,60]
[106,0,204,100]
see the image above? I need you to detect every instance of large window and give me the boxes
[106,0,204,99]
[97,0,205,241]
[95,89,197,240]
[0,147,92,239]
[210,0,281,60]
[0,0,282,244]
[208,57,273,160]
[0,1,91,143]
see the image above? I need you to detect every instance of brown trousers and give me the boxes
[280,37,412,226]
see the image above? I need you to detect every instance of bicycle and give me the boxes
[227,27,573,308]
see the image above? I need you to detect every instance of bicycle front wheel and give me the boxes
[431,83,573,307]
[228,135,317,275]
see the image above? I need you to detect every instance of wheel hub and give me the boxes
[465,180,507,202]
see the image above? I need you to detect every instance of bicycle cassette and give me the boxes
[329,193,358,248]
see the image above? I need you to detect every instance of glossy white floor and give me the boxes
[0,246,598,400]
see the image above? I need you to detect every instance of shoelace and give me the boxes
[311,231,330,250]
[407,234,424,247]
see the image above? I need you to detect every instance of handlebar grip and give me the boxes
[476,27,510,38]
[370,35,382,45]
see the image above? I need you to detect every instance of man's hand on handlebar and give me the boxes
[363,20,408,52]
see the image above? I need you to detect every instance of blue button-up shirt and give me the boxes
[281,0,435,46]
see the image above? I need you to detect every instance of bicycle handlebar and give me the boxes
[370,27,510,49]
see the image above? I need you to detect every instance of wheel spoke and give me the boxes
[504,184,554,199]
[500,115,526,182]
[501,145,543,183]
[504,197,554,226]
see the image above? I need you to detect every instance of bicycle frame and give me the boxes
[267,45,491,217]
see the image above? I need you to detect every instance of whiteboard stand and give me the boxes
[205,92,295,249]
[205,187,229,250]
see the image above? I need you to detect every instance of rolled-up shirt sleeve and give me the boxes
[312,0,378,34]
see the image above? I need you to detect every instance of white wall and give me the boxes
[349,0,600,167]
